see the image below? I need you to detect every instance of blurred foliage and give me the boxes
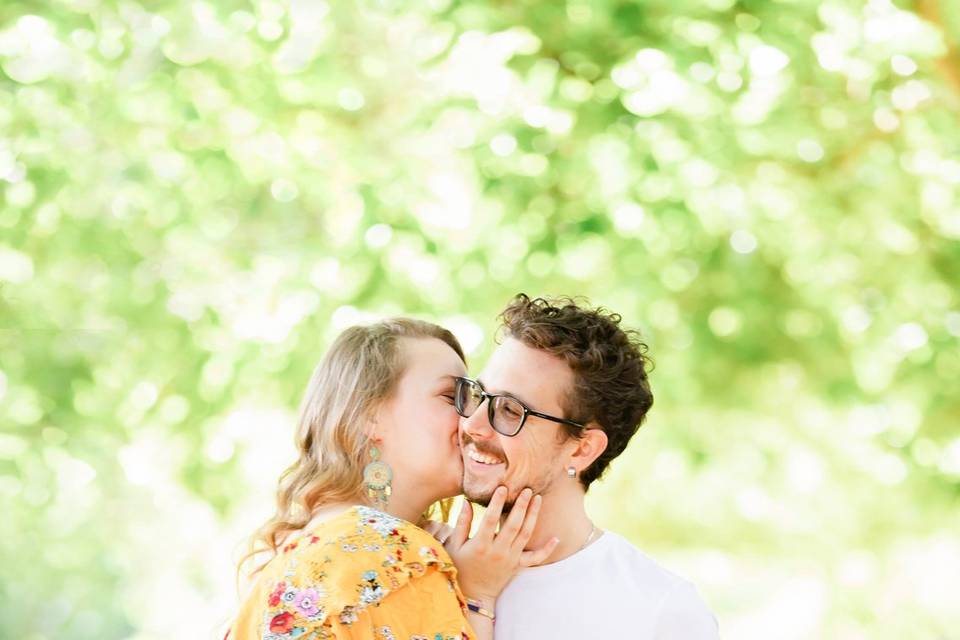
[1,0,959,638]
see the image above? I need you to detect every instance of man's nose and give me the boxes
[460,400,495,439]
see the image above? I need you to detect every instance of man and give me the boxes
[455,294,718,639]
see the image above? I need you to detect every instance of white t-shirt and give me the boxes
[494,531,718,640]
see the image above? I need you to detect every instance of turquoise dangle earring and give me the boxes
[363,444,392,511]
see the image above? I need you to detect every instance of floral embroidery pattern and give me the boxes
[241,506,472,640]
[358,506,404,539]
[268,582,286,608]
[338,605,358,625]
[294,588,323,617]
[269,611,294,634]
[261,579,328,639]
[358,568,386,607]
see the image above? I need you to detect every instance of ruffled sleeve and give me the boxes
[322,507,474,640]
[238,506,474,640]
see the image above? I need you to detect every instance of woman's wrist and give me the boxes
[461,588,496,606]
[462,590,496,613]
[464,596,495,621]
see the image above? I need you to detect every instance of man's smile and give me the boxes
[463,442,506,466]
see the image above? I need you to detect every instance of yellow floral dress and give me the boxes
[229,506,476,640]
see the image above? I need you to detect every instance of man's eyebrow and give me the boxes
[476,377,535,408]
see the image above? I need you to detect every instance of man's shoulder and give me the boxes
[600,532,717,634]
[496,531,719,639]
[597,531,695,592]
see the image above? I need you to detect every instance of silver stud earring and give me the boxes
[567,466,576,478]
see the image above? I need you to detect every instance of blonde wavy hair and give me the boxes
[240,318,465,577]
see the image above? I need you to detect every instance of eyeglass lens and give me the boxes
[456,378,525,435]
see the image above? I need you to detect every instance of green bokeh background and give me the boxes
[1,0,958,638]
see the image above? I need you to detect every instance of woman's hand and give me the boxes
[421,520,453,544]
[443,486,559,604]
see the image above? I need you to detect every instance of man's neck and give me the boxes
[509,488,596,566]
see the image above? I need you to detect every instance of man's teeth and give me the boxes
[467,448,504,465]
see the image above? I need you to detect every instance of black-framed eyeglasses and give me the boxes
[453,376,585,437]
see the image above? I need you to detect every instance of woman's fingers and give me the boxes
[475,486,507,540]
[449,500,473,549]
[510,493,541,553]
[435,523,454,544]
[497,488,532,544]
[518,536,560,567]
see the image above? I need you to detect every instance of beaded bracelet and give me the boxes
[465,598,495,622]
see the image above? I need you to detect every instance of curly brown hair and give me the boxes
[498,294,654,490]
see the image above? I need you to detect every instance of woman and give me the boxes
[229,318,556,640]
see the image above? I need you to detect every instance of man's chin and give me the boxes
[464,483,525,513]
[462,480,496,507]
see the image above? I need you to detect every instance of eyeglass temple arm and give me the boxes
[526,408,585,429]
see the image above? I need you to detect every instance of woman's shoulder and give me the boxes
[299,505,450,558]
[320,506,458,586]
[253,506,460,632]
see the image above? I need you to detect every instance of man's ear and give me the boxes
[568,425,608,474]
